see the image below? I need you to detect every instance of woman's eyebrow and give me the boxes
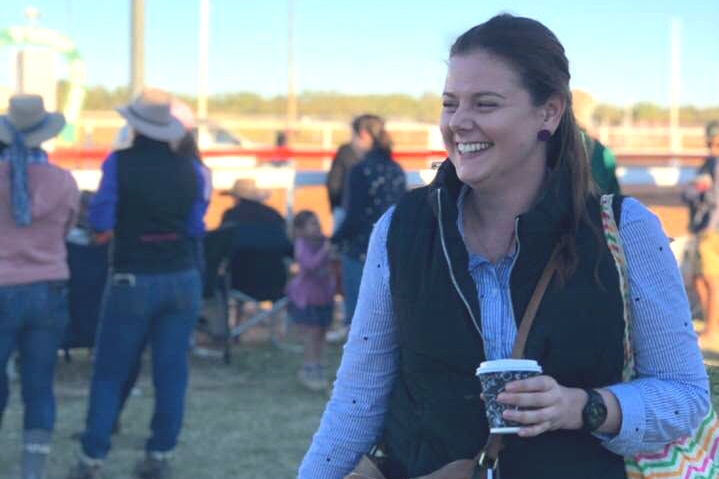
[441,91,506,99]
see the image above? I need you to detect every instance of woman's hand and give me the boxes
[496,375,587,437]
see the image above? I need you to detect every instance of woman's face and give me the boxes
[440,49,563,192]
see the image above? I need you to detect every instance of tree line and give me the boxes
[59,82,719,125]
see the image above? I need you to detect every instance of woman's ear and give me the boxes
[542,94,566,133]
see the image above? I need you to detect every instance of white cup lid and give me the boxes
[475,359,542,375]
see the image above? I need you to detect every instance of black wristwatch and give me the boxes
[581,389,608,433]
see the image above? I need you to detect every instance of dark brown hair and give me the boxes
[450,14,596,281]
[176,131,203,163]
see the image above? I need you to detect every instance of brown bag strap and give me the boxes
[473,243,562,476]
[511,244,562,359]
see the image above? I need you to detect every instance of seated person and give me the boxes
[220,179,293,301]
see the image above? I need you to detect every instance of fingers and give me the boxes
[503,406,553,425]
[502,406,561,437]
[492,376,565,437]
[497,376,558,408]
[517,421,553,437]
[504,375,555,393]
[498,390,554,408]
[480,376,578,437]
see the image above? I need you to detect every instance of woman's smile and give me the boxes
[456,141,494,157]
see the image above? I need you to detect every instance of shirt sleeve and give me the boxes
[185,160,210,238]
[600,197,710,456]
[88,153,118,232]
[298,207,399,479]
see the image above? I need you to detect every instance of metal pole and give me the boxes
[130,0,145,96]
[669,19,681,154]
[198,0,209,123]
[286,0,297,144]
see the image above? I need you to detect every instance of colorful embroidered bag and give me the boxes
[601,194,719,479]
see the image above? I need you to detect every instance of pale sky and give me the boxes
[0,0,718,106]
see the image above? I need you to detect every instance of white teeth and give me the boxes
[457,142,493,154]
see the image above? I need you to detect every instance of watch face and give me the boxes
[585,391,608,431]
[587,402,607,430]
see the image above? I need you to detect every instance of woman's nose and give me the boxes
[448,104,474,133]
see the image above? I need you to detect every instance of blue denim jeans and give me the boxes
[81,269,201,459]
[341,255,364,326]
[0,281,69,432]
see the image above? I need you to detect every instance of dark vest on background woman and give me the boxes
[114,136,196,274]
[383,160,627,479]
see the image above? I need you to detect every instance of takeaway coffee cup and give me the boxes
[476,359,543,434]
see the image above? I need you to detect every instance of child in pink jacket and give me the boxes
[287,210,335,391]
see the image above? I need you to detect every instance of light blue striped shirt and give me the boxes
[298,193,710,479]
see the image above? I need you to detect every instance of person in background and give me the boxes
[325,115,379,232]
[692,121,719,351]
[572,89,621,195]
[325,115,383,343]
[330,116,406,340]
[287,210,336,392]
[270,130,291,166]
[110,99,211,276]
[299,15,708,479]
[0,94,79,479]
[108,98,211,438]
[220,178,292,302]
[67,89,207,479]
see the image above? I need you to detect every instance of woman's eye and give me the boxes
[477,103,497,109]
[442,102,457,109]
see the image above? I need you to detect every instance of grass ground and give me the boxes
[0,341,344,479]
[1,342,719,479]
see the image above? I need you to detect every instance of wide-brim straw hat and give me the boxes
[116,88,185,142]
[221,178,271,202]
[170,98,196,131]
[0,94,66,147]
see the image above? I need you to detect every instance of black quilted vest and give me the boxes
[113,136,196,273]
[383,160,627,479]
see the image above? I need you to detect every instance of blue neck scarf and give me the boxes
[2,119,50,227]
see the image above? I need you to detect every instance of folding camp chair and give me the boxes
[225,221,299,352]
[195,226,234,362]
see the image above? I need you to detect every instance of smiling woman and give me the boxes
[439,48,569,263]
[298,14,711,479]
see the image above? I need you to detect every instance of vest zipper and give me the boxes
[506,218,521,328]
[435,189,484,340]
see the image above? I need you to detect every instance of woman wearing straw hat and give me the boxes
[102,97,212,440]
[0,94,79,479]
[67,89,208,479]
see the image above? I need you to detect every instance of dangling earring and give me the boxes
[537,129,552,142]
